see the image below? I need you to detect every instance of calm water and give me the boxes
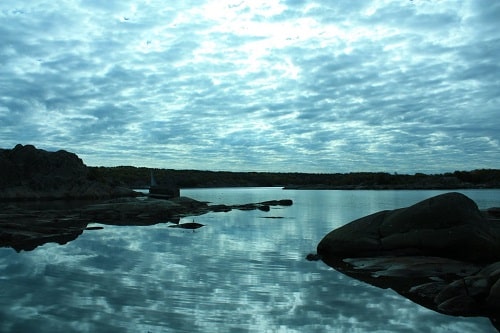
[1,189,499,333]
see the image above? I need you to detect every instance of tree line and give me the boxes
[87,167,500,190]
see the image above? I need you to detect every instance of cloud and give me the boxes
[0,0,499,172]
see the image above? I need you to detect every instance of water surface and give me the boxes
[1,189,498,332]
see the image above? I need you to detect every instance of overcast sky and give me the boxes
[1,0,499,173]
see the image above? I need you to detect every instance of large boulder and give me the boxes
[317,192,500,263]
[0,144,138,200]
[315,192,500,330]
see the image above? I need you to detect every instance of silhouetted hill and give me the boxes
[0,144,139,200]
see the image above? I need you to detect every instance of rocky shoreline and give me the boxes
[311,192,500,331]
[0,196,293,252]
[0,144,295,252]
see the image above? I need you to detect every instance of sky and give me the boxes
[1,0,499,173]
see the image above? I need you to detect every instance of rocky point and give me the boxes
[313,192,500,331]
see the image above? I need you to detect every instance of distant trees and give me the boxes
[87,167,500,189]
[453,169,500,184]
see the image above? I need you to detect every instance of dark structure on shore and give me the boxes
[148,171,180,199]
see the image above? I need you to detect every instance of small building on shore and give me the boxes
[149,171,180,199]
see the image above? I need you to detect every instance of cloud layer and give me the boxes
[1,0,499,172]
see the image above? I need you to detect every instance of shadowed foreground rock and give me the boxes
[315,192,500,331]
[0,197,293,251]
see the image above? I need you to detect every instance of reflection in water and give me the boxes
[0,189,498,332]
[320,255,500,331]
[0,213,89,252]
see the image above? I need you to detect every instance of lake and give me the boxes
[1,188,499,332]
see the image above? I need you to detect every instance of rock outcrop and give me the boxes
[0,196,293,251]
[318,192,500,263]
[82,197,293,225]
[315,192,500,331]
[0,144,138,200]
[0,205,90,252]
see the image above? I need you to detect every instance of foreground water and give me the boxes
[1,188,499,332]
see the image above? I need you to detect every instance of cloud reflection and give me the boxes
[1,189,498,332]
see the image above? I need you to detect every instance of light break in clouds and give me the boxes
[1,0,499,173]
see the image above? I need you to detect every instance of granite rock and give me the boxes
[0,144,139,200]
[315,192,500,331]
[318,192,500,263]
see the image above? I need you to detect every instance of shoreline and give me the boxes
[282,184,500,190]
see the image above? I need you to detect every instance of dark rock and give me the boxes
[488,278,500,309]
[1,196,293,251]
[0,209,89,252]
[320,253,500,329]
[82,197,210,225]
[233,199,292,212]
[0,144,139,200]
[168,222,204,230]
[318,192,500,263]
[209,204,232,212]
[486,207,500,219]
[0,144,87,187]
[82,196,293,225]
[261,199,293,206]
[306,253,321,261]
[430,260,500,318]
[315,192,500,331]
[257,205,270,212]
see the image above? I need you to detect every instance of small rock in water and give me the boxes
[169,222,204,230]
[306,253,321,261]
